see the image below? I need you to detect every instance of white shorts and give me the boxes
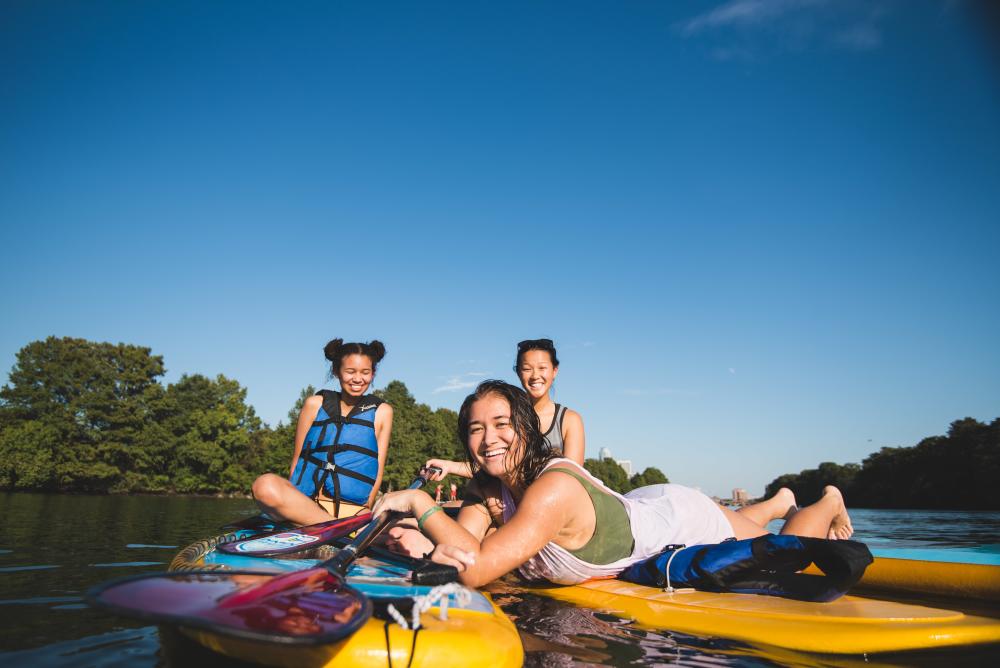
[624,484,735,560]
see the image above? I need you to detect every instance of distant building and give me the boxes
[598,447,612,461]
[616,459,633,476]
[732,488,748,505]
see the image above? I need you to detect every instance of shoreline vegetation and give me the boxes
[0,337,464,496]
[1,337,996,510]
[764,415,1000,510]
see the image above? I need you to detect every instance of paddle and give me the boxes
[218,467,441,557]
[219,512,374,557]
[86,469,455,645]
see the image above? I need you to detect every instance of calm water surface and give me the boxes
[1,493,998,667]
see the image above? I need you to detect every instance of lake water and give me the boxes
[1,493,998,667]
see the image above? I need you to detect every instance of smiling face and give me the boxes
[517,349,559,400]
[336,353,375,397]
[465,392,523,480]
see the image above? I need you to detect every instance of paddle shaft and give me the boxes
[320,467,438,574]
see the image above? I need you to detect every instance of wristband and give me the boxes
[416,504,442,531]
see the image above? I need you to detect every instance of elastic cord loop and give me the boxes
[417,505,442,532]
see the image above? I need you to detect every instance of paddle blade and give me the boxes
[218,512,374,557]
[86,570,371,645]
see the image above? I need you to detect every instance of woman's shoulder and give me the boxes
[301,394,324,411]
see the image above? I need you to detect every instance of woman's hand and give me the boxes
[423,459,453,481]
[371,489,426,518]
[384,525,435,558]
[430,544,476,572]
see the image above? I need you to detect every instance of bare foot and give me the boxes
[823,486,854,540]
[774,487,799,521]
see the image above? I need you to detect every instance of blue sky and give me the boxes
[2,1,998,498]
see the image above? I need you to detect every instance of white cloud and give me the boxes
[432,372,487,394]
[677,0,890,57]
[618,387,701,397]
[729,368,737,374]
[681,0,827,35]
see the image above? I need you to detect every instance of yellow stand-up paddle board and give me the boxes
[531,554,1000,655]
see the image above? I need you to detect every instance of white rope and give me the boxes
[385,583,472,630]
[663,547,684,593]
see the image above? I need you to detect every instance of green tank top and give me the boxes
[541,468,634,565]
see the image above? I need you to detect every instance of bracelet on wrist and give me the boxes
[416,504,443,532]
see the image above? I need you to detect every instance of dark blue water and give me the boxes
[1,493,998,667]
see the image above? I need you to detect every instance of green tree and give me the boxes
[584,457,631,493]
[630,466,669,489]
[377,381,461,492]
[0,337,166,492]
[764,417,1000,510]
[251,386,316,479]
[155,374,263,493]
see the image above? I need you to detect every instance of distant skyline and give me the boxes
[2,1,998,498]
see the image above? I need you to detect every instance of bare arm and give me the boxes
[366,403,394,507]
[423,459,473,480]
[289,395,324,477]
[560,409,586,465]
[375,472,591,587]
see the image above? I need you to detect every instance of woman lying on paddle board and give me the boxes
[374,379,852,587]
[252,339,393,524]
[424,338,586,478]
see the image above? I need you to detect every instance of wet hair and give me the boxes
[323,338,386,376]
[457,380,555,489]
[514,338,560,371]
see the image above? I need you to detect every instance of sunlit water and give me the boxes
[1,493,998,667]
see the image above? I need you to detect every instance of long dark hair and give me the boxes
[323,338,386,376]
[457,380,555,489]
[514,338,560,371]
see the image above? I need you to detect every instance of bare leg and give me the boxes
[251,473,334,525]
[780,486,853,540]
[721,485,853,541]
[737,487,798,527]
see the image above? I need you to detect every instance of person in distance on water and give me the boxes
[375,380,853,587]
[252,339,393,524]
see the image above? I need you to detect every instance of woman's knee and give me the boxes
[252,473,287,506]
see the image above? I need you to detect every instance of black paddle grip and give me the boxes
[411,562,460,585]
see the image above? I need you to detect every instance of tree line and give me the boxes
[0,336,665,497]
[583,457,669,494]
[0,337,464,495]
[764,417,1000,510]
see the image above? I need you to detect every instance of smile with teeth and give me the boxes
[483,448,506,459]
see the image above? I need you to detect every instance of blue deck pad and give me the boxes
[201,544,494,613]
[872,545,1000,565]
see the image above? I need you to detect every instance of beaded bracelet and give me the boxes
[417,504,442,531]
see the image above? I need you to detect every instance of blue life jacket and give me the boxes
[290,390,383,513]
[619,535,873,602]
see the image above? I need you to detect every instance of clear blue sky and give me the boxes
[2,1,998,498]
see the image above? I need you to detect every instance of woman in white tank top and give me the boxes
[375,381,855,588]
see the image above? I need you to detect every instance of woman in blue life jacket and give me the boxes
[252,339,393,524]
[424,338,586,478]
[374,380,853,587]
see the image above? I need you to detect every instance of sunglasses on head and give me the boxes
[517,338,554,350]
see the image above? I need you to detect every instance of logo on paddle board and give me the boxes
[233,532,320,553]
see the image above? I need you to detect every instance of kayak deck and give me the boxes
[165,532,523,668]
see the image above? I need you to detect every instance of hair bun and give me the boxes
[366,340,386,363]
[323,338,344,362]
